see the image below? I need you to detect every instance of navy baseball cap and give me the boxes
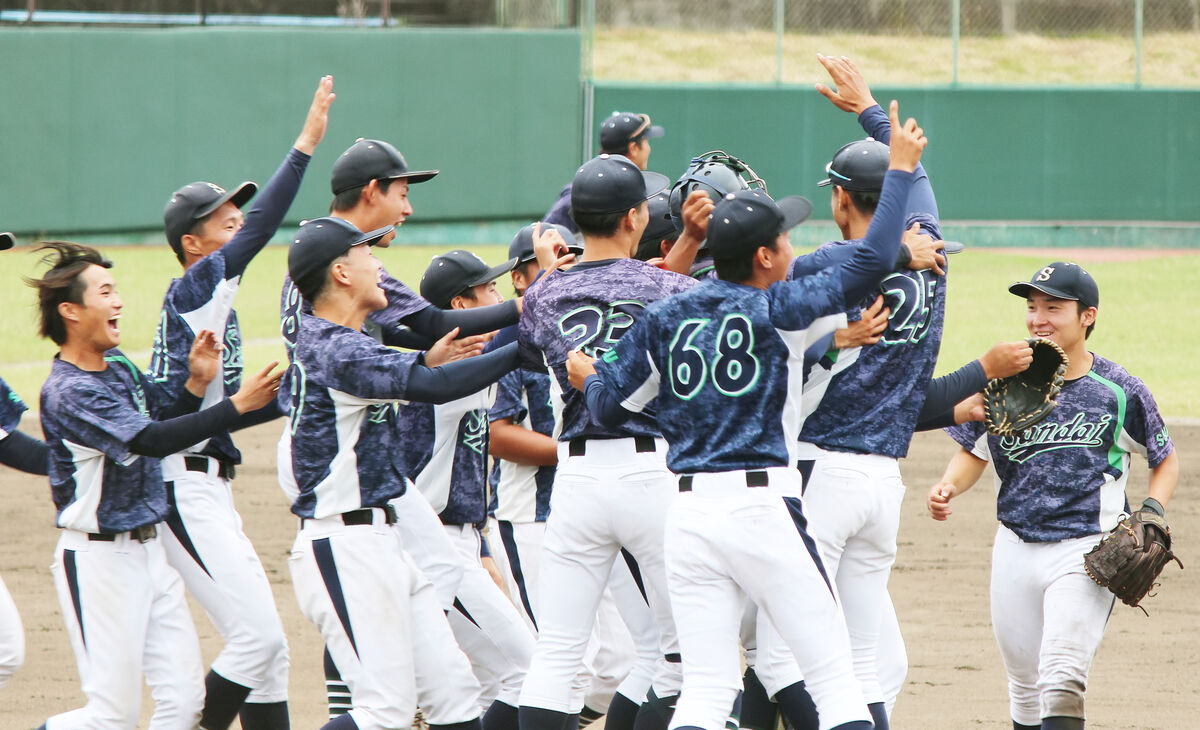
[818,138,890,192]
[706,189,813,259]
[331,139,439,195]
[288,217,393,298]
[508,222,582,265]
[164,180,257,254]
[570,154,670,216]
[0,232,14,251]
[420,250,518,309]
[599,112,665,153]
[635,192,679,261]
[1009,262,1099,309]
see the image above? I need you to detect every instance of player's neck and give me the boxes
[58,338,108,372]
[1063,345,1094,379]
[311,293,369,334]
[580,235,632,262]
[843,213,871,240]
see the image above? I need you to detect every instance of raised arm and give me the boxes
[221,76,334,277]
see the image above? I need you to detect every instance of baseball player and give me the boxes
[544,112,666,235]
[283,216,526,730]
[0,230,47,692]
[564,99,928,730]
[517,152,704,730]
[928,263,1178,730]
[396,249,536,719]
[29,241,281,730]
[742,56,945,730]
[150,75,334,730]
[488,224,663,730]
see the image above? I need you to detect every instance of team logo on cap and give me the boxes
[1036,266,1055,282]
[205,183,227,195]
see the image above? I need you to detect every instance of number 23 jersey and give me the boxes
[518,258,696,442]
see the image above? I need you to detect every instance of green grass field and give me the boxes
[3,243,1197,418]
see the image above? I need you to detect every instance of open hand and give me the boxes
[231,361,284,414]
[814,54,878,115]
[294,75,335,155]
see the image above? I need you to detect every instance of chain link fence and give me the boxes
[2,0,1196,85]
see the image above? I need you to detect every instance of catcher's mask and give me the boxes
[668,151,767,234]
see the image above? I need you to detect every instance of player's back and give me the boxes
[518,257,695,442]
[599,275,843,474]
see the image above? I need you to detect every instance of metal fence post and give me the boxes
[775,0,785,84]
[951,0,961,86]
[1134,0,1144,87]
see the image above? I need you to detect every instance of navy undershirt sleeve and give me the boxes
[0,431,49,475]
[858,104,939,222]
[157,389,204,420]
[834,169,913,303]
[403,342,519,404]
[230,399,286,431]
[400,299,520,339]
[382,325,436,351]
[914,360,988,431]
[221,148,311,277]
[584,374,634,429]
[129,399,242,458]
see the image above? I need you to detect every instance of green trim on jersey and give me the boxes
[1085,369,1127,470]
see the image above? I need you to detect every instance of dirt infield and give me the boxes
[2,422,1196,729]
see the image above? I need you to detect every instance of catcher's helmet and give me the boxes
[818,138,889,192]
[668,151,766,233]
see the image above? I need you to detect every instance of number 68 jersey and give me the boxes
[518,258,696,442]
[593,273,846,474]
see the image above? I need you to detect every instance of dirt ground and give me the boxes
[1,421,1196,729]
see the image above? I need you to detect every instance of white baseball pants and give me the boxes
[0,571,23,690]
[663,468,868,730]
[46,528,205,730]
[519,437,682,713]
[990,525,1114,726]
[161,454,289,702]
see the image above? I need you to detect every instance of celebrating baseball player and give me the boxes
[29,241,282,730]
[927,262,1179,730]
[565,98,929,730]
[281,216,525,730]
[0,233,49,693]
[516,153,700,730]
[150,75,334,730]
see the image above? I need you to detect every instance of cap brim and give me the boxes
[1008,282,1079,301]
[641,171,670,199]
[943,240,965,254]
[196,181,258,218]
[644,125,665,140]
[357,225,395,247]
[467,257,519,286]
[777,196,814,231]
[816,178,833,188]
[0,232,14,251]
[388,169,439,185]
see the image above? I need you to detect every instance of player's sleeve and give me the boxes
[543,186,579,234]
[0,378,28,439]
[1119,376,1174,467]
[591,316,660,417]
[769,268,847,331]
[489,370,528,424]
[915,361,988,431]
[516,289,549,373]
[945,422,990,461]
[53,382,154,465]
[0,431,48,475]
[400,297,521,339]
[220,147,312,277]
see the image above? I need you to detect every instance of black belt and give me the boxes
[678,470,770,492]
[568,435,657,457]
[301,504,399,529]
[88,524,157,543]
[185,455,235,481]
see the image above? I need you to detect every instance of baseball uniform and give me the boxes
[0,376,42,691]
[947,355,1173,726]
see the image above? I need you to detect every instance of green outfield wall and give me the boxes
[0,27,583,236]
[593,83,1200,227]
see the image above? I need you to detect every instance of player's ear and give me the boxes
[1080,306,1097,327]
[57,300,81,325]
[179,232,204,259]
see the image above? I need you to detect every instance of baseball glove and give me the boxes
[1084,510,1183,614]
[983,337,1068,436]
